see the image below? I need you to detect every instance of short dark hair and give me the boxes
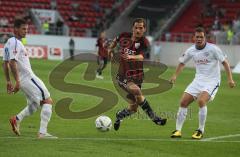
[195,27,206,35]
[132,18,146,28]
[14,19,27,28]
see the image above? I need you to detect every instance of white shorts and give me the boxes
[184,79,220,101]
[20,75,50,105]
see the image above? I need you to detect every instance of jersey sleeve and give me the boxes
[140,38,150,57]
[179,47,192,64]
[213,45,226,62]
[96,38,100,47]
[3,39,17,61]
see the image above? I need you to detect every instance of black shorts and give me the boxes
[98,56,108,65]
[116,74,142,102]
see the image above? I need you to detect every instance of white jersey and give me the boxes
[179,42,226,82]
[3,37,34,81]
[3,37,50,103]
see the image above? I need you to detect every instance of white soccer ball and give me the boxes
[95,115,112,131]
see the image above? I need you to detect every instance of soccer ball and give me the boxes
[95,115,112,131]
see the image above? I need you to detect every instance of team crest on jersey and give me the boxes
[204,52,210,57]
[135,43,140,49]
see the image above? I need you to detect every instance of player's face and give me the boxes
[16,24,28,38]
[132,22,146,38]
[100,32,106,38]
[194,32,206,48]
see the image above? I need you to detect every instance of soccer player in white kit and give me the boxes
[170,27,235,139]
[2,19,57,138]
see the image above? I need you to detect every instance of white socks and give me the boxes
[39,104,52,134]
[176,107,188,131]
[198,106,207,133]
[17,103,38,122]
[175,106,207,133]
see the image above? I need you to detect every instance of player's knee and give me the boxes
[135,95,145,104]
[197,99,207,107]
[130,88,142,96]
[180,100,189,107]
[128,84,141,96]
[129,105,138,112]
[41,97,53,105]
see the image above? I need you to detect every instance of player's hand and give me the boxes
[169,75,177,84]
[121,52,131,60]
[228,79,235,88]
[109,50,113,60]
[107,49,113,60]
[12,81,20,94]
[121,52,127,60]
[6,81,14,94]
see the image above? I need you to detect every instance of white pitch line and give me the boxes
[202,134,240,141]
[0,136,240,143]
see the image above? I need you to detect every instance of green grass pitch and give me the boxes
[0,59,239,157]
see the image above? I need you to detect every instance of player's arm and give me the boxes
[170,48,192,84]
[3,61,11,82]
[123,54,144,61]
[96,39,100,56]
[2,61,14,94]
[170,63,185,84]
[214,46,235,88]
[107,37,117,58]
[132,54,144,61]
[108,38,117,52]
[9,59,20,93]
[222,59,235,88]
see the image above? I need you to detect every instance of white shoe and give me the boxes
[96,74,104,79]
[38,132,58,139]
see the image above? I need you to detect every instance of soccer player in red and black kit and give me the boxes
[96,31,109,79]
[108,18,167,131]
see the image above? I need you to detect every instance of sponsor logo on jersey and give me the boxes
[204,52,210,57]
[135,42,140,49]
[195,59,210,64]
[122,48,136,55]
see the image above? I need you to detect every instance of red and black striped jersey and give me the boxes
[96,37,108,57]
[115,32,150,83]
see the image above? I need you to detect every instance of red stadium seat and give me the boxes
[170,0,240,43]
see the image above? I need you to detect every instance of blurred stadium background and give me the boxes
[0,0,240,157]
[0,0,240,68]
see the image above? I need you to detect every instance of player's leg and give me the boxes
[127,82,166,125]
[192,91,210,139]
[38,97,57,138]
[101,57,108,72]
[171,92,194,138]
[197,91,209,133]
[16,98,39,122]
[9,79,40,136]
[29,76,57,138]
[113,78,139,130]
[96,57,105,79]
[114,97,137,131]
[10,99,39,136]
